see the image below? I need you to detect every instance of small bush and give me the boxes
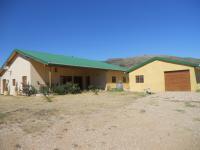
[52,83,81,95]
[110,88,124,92]
[39,86,50,95]
[88,85,99,95]
[22,84,38,96]
[30,86,38,95]
[53,85,66,95]
[65,83,81,94]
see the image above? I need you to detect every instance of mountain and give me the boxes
[106,55,200,68]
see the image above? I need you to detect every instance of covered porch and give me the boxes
[30,59,129,91]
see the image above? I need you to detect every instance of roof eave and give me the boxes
[48,62,127,72]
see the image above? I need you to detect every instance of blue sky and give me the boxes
[1,0,200,66]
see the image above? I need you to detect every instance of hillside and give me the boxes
[106,55,200,68]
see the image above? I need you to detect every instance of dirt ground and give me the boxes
[0,91,200,150]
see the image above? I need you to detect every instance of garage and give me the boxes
[164,70,191,91]
[128,57,199,92]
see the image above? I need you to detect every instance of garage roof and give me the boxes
[11,49,128,71]
[128,57,200,72]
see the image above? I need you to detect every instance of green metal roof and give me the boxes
[128,57,200,72]
[14,49,128,71]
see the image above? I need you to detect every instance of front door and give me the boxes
[3,79,6,92]
[74,76,83,90]
[22,76,27,85]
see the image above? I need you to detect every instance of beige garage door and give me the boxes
[164,70,191,91]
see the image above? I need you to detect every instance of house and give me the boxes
[0,49,129,95]
[1,49,200,95]
[128,57,200,92]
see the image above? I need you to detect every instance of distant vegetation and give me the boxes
[106,55,200,68]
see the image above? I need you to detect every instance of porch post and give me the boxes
[49,66,52,88]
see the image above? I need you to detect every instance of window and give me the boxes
[66,76,72,82]
[60,76,72,84]
[112,76,116,83]
[22,76,27,85]
[123,77,126,83]
[12,79,16,86]
[54,67,58,72]
[136,75,144,83]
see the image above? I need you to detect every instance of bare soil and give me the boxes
[0,91,200,150]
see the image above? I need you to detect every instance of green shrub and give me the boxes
[30,86,38,95]
[39,86,50,95]
[65,83,81,94]
[110,88,124,92]
[22,84,38,96]
[52,83,81,95]
[53,85,66,95]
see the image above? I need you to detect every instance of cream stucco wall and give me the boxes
[129,60,198,92]
[0,55,31,95]
[106,70,129,90]
[30,60,49,89]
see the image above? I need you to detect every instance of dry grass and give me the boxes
[174,109,185,113]
[0,91,144,133]
[193,118,200,122]
[0,92,200,150]
[0,112,7,124]
[147,100,159,106]
[139,109,146,113]
[185,102,196,108]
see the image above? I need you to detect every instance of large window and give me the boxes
[136,75,144,83]
[60,76,72,84]
[112,76,116,83]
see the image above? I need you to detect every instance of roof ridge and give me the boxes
[15,49,127,66]
[153,56,199,65]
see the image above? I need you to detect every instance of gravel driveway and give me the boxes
[0,92,200,150]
